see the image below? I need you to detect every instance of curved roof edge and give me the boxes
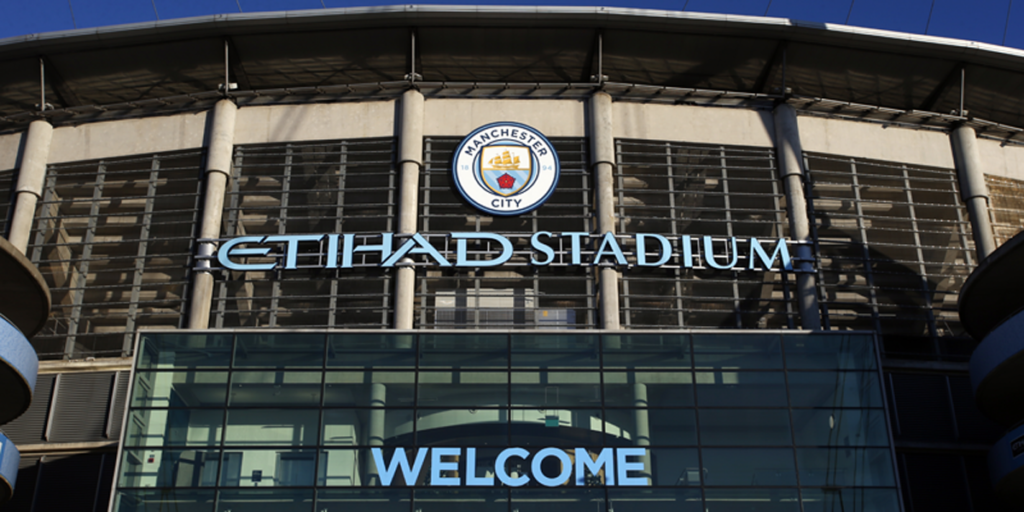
[2,5,1024,70]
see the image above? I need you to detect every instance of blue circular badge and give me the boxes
[452,122,560,216]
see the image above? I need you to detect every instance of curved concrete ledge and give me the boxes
[0,315,39,425]
[0,432,19,504]
[990,423,1024,501]
[0,236,51,337]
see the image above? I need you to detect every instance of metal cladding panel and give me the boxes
[0,316,38,425]
[0,374,53,445]
[107,371,130,440]
[48,372,115,443]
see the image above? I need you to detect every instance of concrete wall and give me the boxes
[798,115,955,169]
[614,103,775,148]
[423,99,586,137]
[977,138,1024,181]
[49,112,209,164]
[234,101,395,144]
[0,132,24,171]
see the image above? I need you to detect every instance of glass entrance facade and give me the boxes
[113,331,900,512]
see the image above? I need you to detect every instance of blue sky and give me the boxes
[2,0,1023,49]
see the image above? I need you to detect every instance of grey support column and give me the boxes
[7,120,54,254]
[394,89,424,329]
[590,92,621,330]
[367,382,386,484]
[951,125,998,260]
[633,383,653,484]
[773,104,822,331]
[188,99,238,329]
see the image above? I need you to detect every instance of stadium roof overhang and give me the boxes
[2,5,1024,139]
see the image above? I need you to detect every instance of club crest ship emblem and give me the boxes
[452,122,560,216]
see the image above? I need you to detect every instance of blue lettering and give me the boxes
[263,234,324,270]
[635,234,671,267]
[593,232,627,266]
[749,238,793,270]
[703,236,739,270]
[562,232,589,266]
[452,232,513,267]
[530,231,556,265]
[217,236,275,271]
[382,233,450,267]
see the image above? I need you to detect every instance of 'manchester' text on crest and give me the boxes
[453,122,560,216]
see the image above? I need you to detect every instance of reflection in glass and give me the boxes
[131,371,228,408]
[602,409,697,446]
[511,334,599,368]
[604,372,695,407]
[695,371,788,407]
[316,489,411,512]
[508,409,605,446]
[327,334,416,368]
[419,371,509,407]
[324,371,415,407]
[783,334,876,370]
[218,450,318,487]
[415,489,507,512]
[322,409,416,446]
[791,409,889,447]
[704,488,800,512]
[419,334,508,367]
[608,489,703,512]
[234,333,325,368]
[800,488,900,512]
[125,409,223,447]
[602,334,691,368]
[796,448,895,487]
[511,372,601,407]
[229,371,321,406]
[699,409,791,446]
[649,448,701,486]
[693,333,783,369]
[224,409,320,446]
[510,489,605,512]
[114,489,215,512]
[701,448,797,486]
[787,372,883,408]
[216,489,314,512]
[415,409,510,446]
[137,333,232,369]
[119,449,220,488]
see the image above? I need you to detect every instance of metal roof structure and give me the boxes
[3,5,1024,139]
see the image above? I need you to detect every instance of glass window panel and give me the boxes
[327,334,416,368]
[131,371,228,408]
[701,448,797,486]
[316,489,411,512]
[322,409,416,446]
[603,409,697,446]
[511,334,600,368]
[216,489,314,512]
[419,371,509,407]
[119,449,221,488]
[602,334,691,368]
[509,409,605,446]
[224,409,320,446]
[608,489,703,512]
[125,408,223,447]
[693,333,783,369]
[699,409,791,446]
[114,490,215,512]
[648,448,701,486]
[416,409,509,446]
[799,488,900,512]
[324,371,416,407]
[509,489,605,512]
[317,449,367,486]
[511,372,601,407]
[791,409,889,447]
[787,372,883,408]
[783,334,877,370]
[695,371,788,407]
[604,372,695,407]
[137,334,233,369]
[415,489,508,512]
[704,488,800,512]
[234,333,325,368]
[229,371,322,406]
[419,333,508,367]
[795,448,896,487]
[217,450,319,488]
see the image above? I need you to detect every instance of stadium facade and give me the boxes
[0,5,1021,512]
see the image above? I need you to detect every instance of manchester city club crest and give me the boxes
[452,122,560,216]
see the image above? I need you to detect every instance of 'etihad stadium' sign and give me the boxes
[215,232,795,272]
[371,447,649,487]
[452,122,560,216]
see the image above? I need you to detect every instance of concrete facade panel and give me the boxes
[613,103,776,147]
[977,138,1024,180]
[423,99,586,137]
[0,132,24,171]
[798,115,955,168]
[234,101,396,144]
[48,112,209,164]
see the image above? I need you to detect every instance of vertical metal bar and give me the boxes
[902,165,939,351]
[39,57,45,111]
[65,163,106,358]
[769,151,794,329]
[268,144,292,327]
[804,155,831,330]
[215,149,244,329]
[666,143,685,327]
[329,142,348,328]
[952,177,976,268]
[850,159,882,333]
[29,174,56,265]
[43,374,61,441]
[617,140,630,328]
[720,147,741,327]
[123,157,160,354]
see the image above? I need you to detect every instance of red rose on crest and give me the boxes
[497,173,515,189]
